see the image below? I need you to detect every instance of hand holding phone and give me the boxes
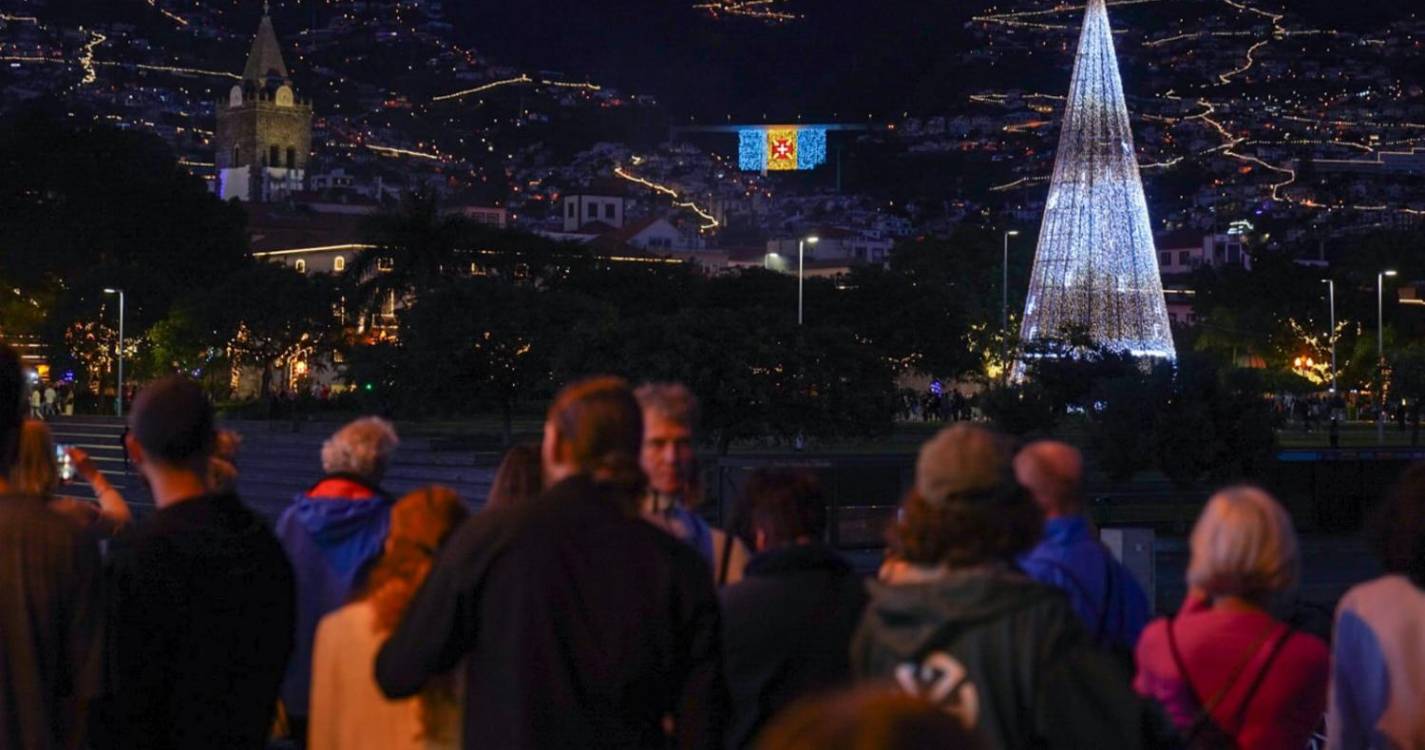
[55,444,76,482]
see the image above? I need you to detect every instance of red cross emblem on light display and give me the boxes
[771,138,793,160]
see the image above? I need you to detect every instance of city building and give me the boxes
[562,191,625,232]
[215,9,313,202]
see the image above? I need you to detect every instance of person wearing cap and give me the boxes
[92,376,295,749]
[1014,440,1150,653]
[852,423,1164,749]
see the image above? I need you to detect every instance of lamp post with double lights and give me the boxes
[103,288,126,417]
[1377,270,1397,443]
[1003,230,1020,330]
[797,235,819,326]
[1322,278,1336,396]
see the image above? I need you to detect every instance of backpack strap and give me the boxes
[1167,614,1283,745]
[1223,622,1297,733]
[717,527,735,586]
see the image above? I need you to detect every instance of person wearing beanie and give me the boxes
[852,423,1166,749]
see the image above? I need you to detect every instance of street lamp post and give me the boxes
[797,236,818,326]
[1002,230,1020,330]
[1322,278,1336,395]
[1377,270,1397,444]
[103,288,126,417]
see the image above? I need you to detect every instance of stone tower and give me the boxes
[1019,0,1175,359]
[215,8,312,202]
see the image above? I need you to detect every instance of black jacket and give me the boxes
[719,543,867,749]
[853,565,1159,749]
[93,493,295,750]
[0,494,103,750]
[376,475,728,749]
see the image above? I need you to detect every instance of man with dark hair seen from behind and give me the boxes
[92,376,295,749]
[1014,440,1150,652]
[720,469,867,749]
[0,341,104,749]
[377,376,727,748]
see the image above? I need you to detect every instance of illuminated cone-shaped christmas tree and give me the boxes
[1019,0,1175,359]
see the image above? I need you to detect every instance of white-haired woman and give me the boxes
[274,417,400,739]
[1134,486,1328,750]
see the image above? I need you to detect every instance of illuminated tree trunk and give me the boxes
[1019,0,1176,360]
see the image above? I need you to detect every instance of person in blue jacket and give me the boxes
[1014,440,1150,652]
[275,416,399,740]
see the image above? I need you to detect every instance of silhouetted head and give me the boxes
[543,376,646,499]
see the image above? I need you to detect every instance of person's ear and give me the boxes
[124,432,145,469]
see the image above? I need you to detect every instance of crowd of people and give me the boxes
[1,338,1424,749]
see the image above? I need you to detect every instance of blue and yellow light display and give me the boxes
[738,126,828,171]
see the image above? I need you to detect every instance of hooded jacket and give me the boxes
[852,565,1160,749]
[275,474,393,717]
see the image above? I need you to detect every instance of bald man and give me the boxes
[1014,441,1150,652]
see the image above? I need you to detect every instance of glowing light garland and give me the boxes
[1020,0,1175,359]
[692,0,799,22]
[431,74,601,102]
[79,30,104,86]
[612,166,720,231]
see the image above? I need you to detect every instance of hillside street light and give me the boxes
[798,235,818,326]
[1321,279,1336,395]
[103,288,125,417]
[1377,270,1397,444]
[1003,230,1020,330]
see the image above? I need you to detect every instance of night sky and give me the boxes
[444,0,1408,121]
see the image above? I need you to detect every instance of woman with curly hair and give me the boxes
[308,485,468,749]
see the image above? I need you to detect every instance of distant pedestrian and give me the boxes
[1134,486,1327,749]
[721,469,867,748]
[275,416,399,737]
[636,382,749,585]
[1327,463,1425,749]
[29,386,41,418]
[376,376,728,748]
[309,486,468,750]
[484,442,541,510]
[1014,440,1150,655]
[0,343,104,750]
[854,424,1159,748]
[93,376,294,748]
[43,383,57,418]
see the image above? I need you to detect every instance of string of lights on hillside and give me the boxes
[613,166,721,231]
[78,31,105,86]
[692,0,799,23]
[145,0,190,27]
[431,75,601,103]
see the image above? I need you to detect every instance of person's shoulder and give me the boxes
[1283,626,1329,667]
[1338,574,1422,615]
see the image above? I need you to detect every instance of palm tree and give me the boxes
[348,192,472,325]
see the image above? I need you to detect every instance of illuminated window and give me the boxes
[294,259,307,273]
[377,257,394,272]
[333,256,346,272]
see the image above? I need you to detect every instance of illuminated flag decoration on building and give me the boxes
[738,127,828,171]
[1019,0,1175,359]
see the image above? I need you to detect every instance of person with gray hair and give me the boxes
[275,416,400,739]
[1134,486,1328,748]
[635,382,749,585]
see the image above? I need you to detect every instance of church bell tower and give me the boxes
[215,6,312,202]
